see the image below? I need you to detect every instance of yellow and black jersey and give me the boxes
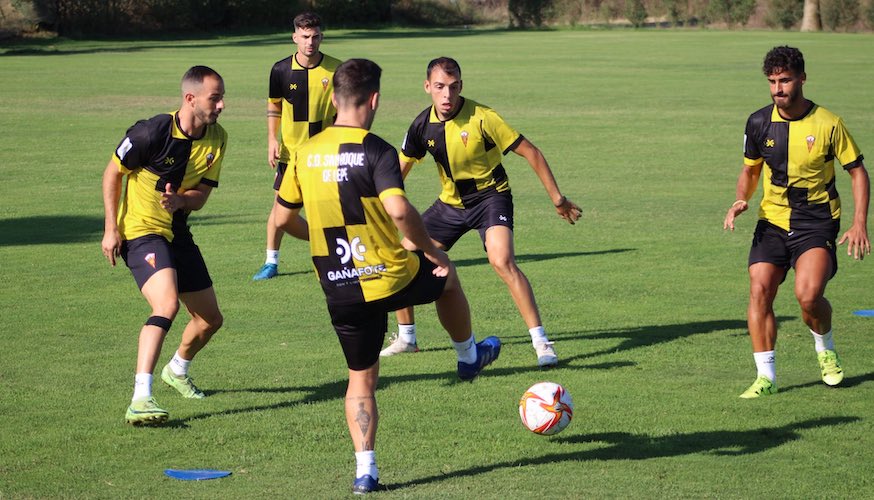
[744,102,863,232]
[277,126,419,306]
[400,98,523,208]
[269,52,341,162]
[111,112,227,242]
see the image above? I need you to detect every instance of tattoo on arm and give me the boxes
[267,111,281,118]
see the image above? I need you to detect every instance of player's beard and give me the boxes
[771,87,799,110]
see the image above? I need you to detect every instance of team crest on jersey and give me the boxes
[144,252,156,269]
[321,77,329,90]
[206,153,215,168]
[806,135,816,152]
[460,131,469,147]
[765,138,775,148]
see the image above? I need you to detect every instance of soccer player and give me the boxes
[101,66,228,425]
[381,57,582,368]
[724,46,870,398]
[273,58,501,494]
[252,11,341,281]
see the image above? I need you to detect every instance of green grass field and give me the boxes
[2,29,874,498]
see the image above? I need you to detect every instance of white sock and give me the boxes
[453,335,477,364]
[266,250,280,266]
[133,373,153,401]
[398,323,417,345]
[811,329,834,353]
[529,325,549,346]
[753,350,776,383]
[355,450,378,480]
[169,351,191,377]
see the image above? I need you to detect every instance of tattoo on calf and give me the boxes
[355,402,371,436]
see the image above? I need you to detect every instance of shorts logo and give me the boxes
[144,252,156,269]
[321,77,329,89]
[290,83,298,91]
[806,135,816,152]
[460,130,469,147]
[499,215,508,222]
[427,139,436,149]
[164,157,175,166]
[765,138,775,148]
[336,237,366,264]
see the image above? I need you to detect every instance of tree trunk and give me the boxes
[800,0,821,31]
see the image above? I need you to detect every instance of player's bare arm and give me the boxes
[160,182,213,214]
[274,202,310,241]
[511,138,581,225]
[399,157,415,180]
[101,160,124,266]
[267,100,282,168]
[724,163,762,231]
[383,194,450,276]
[837,164,871,260]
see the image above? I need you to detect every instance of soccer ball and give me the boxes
[518,382,574,435]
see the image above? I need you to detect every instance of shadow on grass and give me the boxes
[0,28,506,57]
[170,317,775,425]
[0,215,102,246]
[779,370,874,394]
[383,416,860,490]
[453,248,634,268]
[551,317,795,364]
[173,359,629,426]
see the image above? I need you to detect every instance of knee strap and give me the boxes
[145,315,173,331]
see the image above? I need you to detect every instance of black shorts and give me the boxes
[272,162,288,191]
[748,220,839,279]
[421,192,514,250]
[327,251,446,371]
[121,233,213,293]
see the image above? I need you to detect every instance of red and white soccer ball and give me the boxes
[518,382,574,435]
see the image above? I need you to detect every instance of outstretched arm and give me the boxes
[723,163,761,231]
[511,138,581,224]
[383,194,450,277]
[838,164,870,260]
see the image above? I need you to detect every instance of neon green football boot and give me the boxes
[125,397,169,426]
[161,364,205,399]
[739,375,777,398]
[817,350,844,386]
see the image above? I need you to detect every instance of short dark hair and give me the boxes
[763,46,805,76]
[427,57,461,80]
[181,65,222,90]
[333,59,381,107]
[294,12,322,30]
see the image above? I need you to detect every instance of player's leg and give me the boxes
[162,238,222,398]
[382,201,460,357]
[161,287,222,399]
[434,261,501,381]
[740,221,790,398]
[794,246,842,385]
[483,225,557,367]
[329,304,384,494]
[253,164,289,281]
[122,236,178,425]
[129,269,179,425]
[740,262,784,398]
[381,307,419,356]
